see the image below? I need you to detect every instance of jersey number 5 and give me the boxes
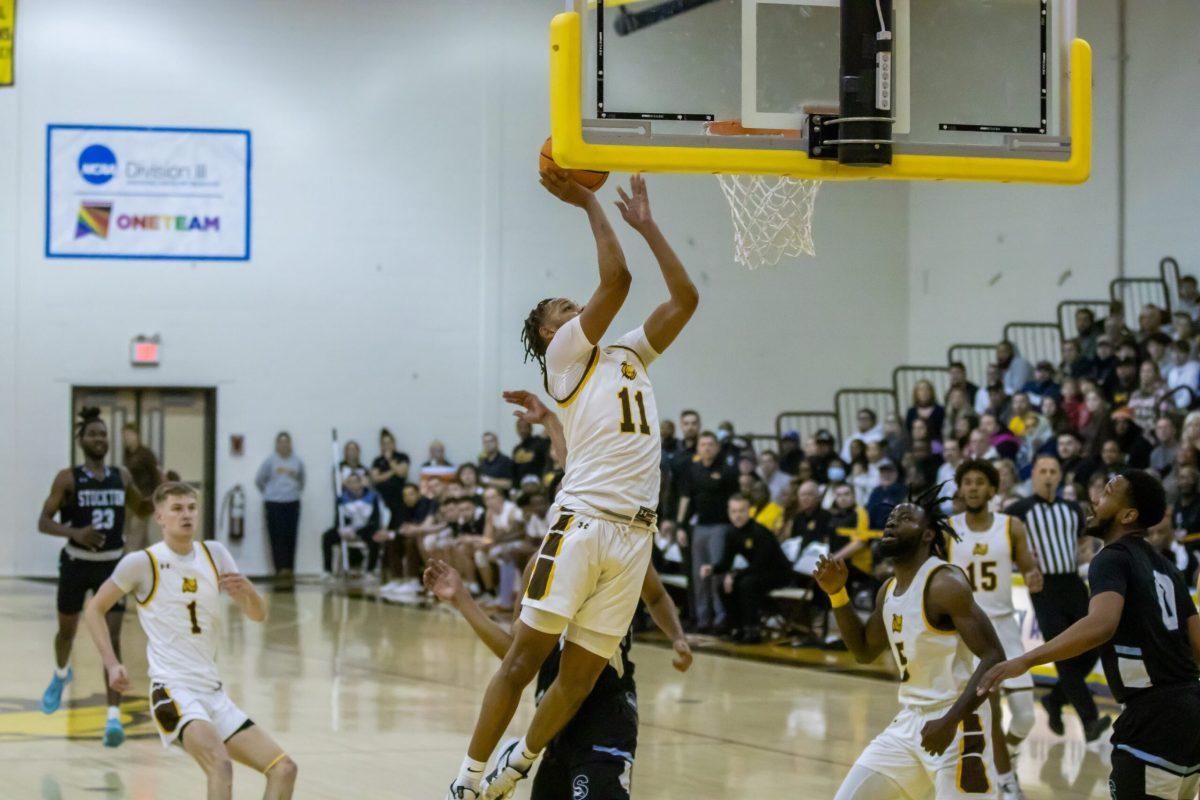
[617,388,651,435]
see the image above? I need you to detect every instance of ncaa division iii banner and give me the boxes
[47,125,251,261]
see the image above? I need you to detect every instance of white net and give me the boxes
[716,174,821,269]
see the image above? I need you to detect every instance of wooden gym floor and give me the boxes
[0,579,1114,799]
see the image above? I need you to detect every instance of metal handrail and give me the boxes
[775,411,839,446]
[1161,256,1182,314]
[892,365,951,411]
[1002,321,1062,368]
[1056,299,1110,343]
[946,344,995,388]
[833,388,897,446]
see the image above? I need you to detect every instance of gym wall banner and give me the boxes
[46,125,251,261]
[0,0,14,87]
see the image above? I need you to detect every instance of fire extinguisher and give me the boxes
[222,485,246,541]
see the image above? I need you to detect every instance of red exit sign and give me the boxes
[131,336,160,366]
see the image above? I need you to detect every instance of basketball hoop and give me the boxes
[707,120,821,270]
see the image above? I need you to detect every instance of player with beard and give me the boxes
[981,470,1200,799]
[815,485,1006,800]
[949,459,1043,800]
[36,406,150,746]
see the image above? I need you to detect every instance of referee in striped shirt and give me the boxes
[1005,453,1112,741]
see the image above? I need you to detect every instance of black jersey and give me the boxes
[535,628,637,755]
[1088,535,1199,704]
[61,466,127,554]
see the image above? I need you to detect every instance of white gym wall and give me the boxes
[0,0,1196,576]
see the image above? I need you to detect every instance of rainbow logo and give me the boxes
[75,202,113,239]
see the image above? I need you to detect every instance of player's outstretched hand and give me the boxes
[977,658,1029,697]
[423,558,465,604]
[71,525,105,550]
[671,638,693,673]
[540,167,594,209]
[919,715,957,756]
[813,555,848,596]
[614,174,654,232]
[219,573,255,603]
[106,663,130,694]
[503,390,552,425]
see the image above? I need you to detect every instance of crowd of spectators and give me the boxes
[292,290,1200,643]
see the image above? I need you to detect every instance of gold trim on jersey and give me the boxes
[1005,515,1014,559]
[199,541,220,581]
[921,563,957,634]
[140,549,160,607]
[554,346,600,408]
[609,344,647,371]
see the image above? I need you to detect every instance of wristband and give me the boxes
[829,588,850,609]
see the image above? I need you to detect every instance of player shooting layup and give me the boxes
[445,171,698,800]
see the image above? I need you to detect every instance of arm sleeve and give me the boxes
[110,551,152,597]
[206,540,240,574]
[613,326,660,368]
[544,316,596,400]
[1087,546,1130,598]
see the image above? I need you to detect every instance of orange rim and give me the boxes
[705,119,801,138]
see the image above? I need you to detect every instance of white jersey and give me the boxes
[948,512,1015,618]
[112,540,235,692]
[545,317,661,522]
[884,557,975,710]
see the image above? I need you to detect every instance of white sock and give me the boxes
[998,770,1015,785]
[513,736,541,769]
[54,665,70,679]
[107,705,120,722]
[457,756,486,789]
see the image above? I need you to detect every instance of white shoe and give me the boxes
[998,774,1025,800]
[481,739,533,800]
[381,580,404,592]
[444,780,481,800]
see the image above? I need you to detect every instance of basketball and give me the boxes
[539,136,608,191]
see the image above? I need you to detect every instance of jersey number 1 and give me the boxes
[186,601,202,634]
[617,388,650,435]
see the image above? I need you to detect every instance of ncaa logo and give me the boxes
[78,144,117,185]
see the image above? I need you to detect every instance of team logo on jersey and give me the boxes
[572,775,590,799]
[891,614,903,633]
[181,577,198,593]
[619,361,636,380]
[972,543,989,556]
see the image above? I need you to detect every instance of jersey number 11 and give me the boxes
[617,388,650,435]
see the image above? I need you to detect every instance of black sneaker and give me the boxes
[1083,715,1112,743]
[1040,694,1064,736]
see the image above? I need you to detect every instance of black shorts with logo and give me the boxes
[1109,684,1200,799]
[530,688,638,800]
[57,549,125,615]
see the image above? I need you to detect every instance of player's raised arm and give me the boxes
[615,174,699,354]
[814,555,890,664]
[540,167,631,345]
[919,566,1005,755]
[502,390,566,466]
[425,558,515,659]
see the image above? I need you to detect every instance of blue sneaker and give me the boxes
[103,716,125,748]
[41,668,72,714]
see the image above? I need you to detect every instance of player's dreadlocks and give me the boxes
[520,298,556,375]
[76,406,104,438]
[911,481,960,560]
